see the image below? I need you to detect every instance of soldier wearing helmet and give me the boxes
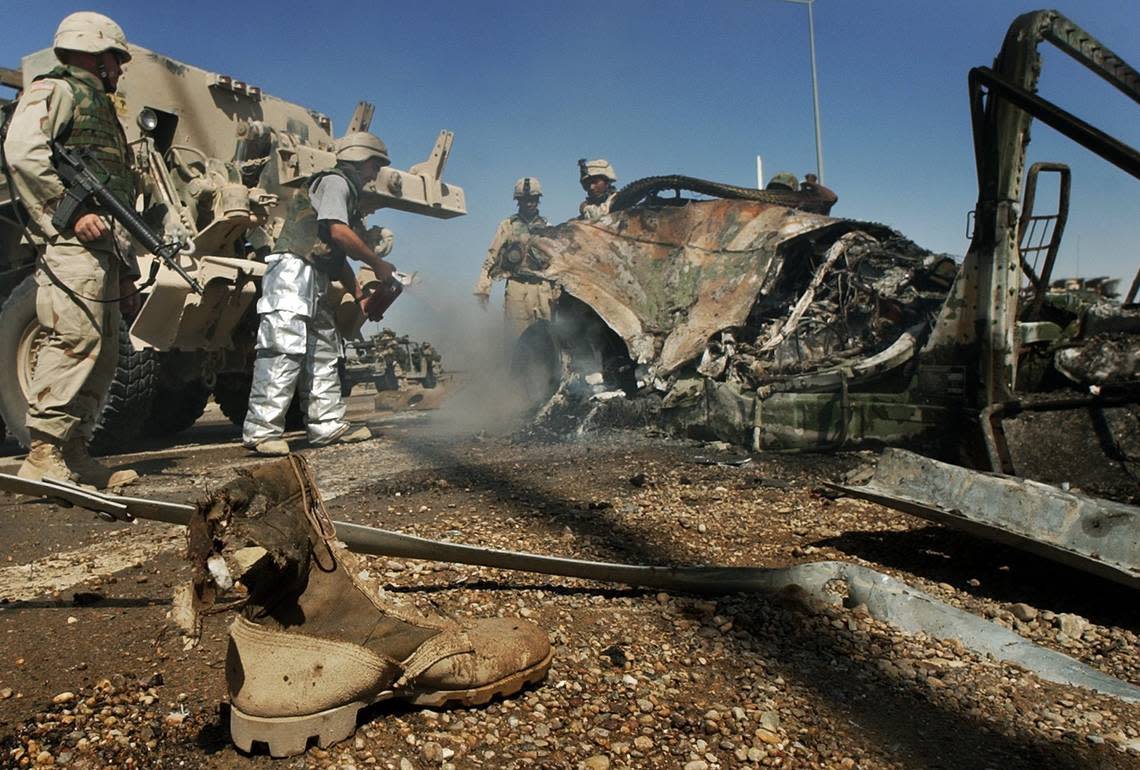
[3,13,140,488]
[241,131,396,455]
[473,177,558,336]
[766,171,838,215]
[765,171,800,192]
[578,158,618,221]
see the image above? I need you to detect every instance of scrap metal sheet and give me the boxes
[829,448,1140,590]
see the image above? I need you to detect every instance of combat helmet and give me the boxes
[579,158,617,187]
[54,12,131,62]
[335,132,391,165]
[514,177,542,199]
[766,171,799,191]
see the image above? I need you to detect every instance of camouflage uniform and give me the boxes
[475,213,557,337]
[578,159,618,222]
[3,64,136,446]
[579,192,616,222]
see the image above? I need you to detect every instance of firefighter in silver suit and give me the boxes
[242,132,396,455]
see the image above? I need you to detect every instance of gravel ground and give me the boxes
[2,420,1138,769]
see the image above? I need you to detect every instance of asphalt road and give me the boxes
[1,393,1138,769]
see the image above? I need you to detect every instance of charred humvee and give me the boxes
[506,10,1139,504]
[0,44,464,448]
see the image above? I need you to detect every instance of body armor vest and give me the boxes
[494,214,549,276]
[274,167,364,276]
[37,65,135,210]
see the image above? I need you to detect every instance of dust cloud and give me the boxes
[370,277,537,438]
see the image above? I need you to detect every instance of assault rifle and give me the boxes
[50,141,203,294]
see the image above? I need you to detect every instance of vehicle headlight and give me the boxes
[137,108,159,133]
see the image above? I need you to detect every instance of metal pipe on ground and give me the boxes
[1,470,1137,704]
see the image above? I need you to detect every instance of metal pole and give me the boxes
[783,0,825,183]
[806,0,824,183]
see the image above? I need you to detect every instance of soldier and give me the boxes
[242,131,396,455]
[473,177,558,337]
[578,158,618,221]
[767,171,838,215]
[3,12,140,488]
[765,171,799,191]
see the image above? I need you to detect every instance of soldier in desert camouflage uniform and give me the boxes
[473,177,558,337]
[3,12,141,488]
[578,158,618,221]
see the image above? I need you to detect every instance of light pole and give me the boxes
[783,0,824,183]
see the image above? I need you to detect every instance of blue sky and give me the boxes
[3,1,1137,352]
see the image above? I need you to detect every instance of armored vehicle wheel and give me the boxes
[88,325,159,454]
[144,375,211,437]
[337,358,353,398]
[510,321,561,410]
[0,275,158,451]
[213,372,304,431]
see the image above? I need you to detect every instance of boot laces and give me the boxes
[288,454,338,570]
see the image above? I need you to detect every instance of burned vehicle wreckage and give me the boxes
[509,184,964,450]
[505,10,1139,512]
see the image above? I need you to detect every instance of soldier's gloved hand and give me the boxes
[372,227,395,258]
[475,292,489,310]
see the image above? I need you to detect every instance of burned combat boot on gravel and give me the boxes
[180,455,551,758]
[62,437,138,489]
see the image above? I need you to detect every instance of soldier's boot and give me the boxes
[62,438,139,489]
[329,424,372,444]
[17,436,79,483]
[246,437,291,456]
[196,456,551,757]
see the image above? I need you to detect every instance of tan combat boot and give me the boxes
[62,437,138,489]
[316,423,372,446]
[187,455,551,758]
[332,424,371,443]
[245,437,291,456]
[17,436,78,483]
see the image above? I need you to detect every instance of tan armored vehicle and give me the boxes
[0,44,464,449]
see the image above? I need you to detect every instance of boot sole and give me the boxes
[230,700,365,758]
[229,648,553,757]
[399,646,554,707]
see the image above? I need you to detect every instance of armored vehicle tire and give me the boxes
[0,275,158,452]
[212,372,304,431]
[338,358,353,398]
[144,376,211,437]
[510,321,561,410]
[609,175,805,212]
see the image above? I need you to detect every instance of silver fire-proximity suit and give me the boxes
[242,170,377,446]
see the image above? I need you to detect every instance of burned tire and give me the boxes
[144,374,211,437]
[609,175,804,212]
[213,372,303,431]
[510,321,561,410]
[0,274,157,451]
